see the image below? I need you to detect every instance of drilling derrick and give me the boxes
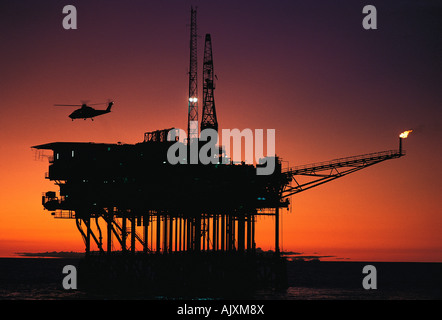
[201,34,218,133]
[187,6,198,142]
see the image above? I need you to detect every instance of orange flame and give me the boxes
[399,130,413,138]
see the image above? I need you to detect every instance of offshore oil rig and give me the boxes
[33,8,409,296]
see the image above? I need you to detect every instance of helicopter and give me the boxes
[55,101,114,120]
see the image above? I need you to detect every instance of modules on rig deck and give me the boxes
[33,129,289,256]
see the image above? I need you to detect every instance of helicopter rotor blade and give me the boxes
[54,104,82,107]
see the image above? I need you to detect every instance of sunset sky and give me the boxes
[0,0,441,261]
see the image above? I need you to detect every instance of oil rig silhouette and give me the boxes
[33,8,409,296]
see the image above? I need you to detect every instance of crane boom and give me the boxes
[282,149,404,198]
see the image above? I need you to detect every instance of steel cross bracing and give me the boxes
[281,149,404,198]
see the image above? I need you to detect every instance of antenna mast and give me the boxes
[187,7,198,142]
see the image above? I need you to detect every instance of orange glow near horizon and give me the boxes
[0,2,441,262]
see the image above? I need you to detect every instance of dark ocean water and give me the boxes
[0,258,441,300]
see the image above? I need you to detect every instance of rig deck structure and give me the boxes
[32,135,405,294]
[35,132,289,257]
[33,133,292,294]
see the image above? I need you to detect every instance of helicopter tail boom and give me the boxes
[106,101,114,112]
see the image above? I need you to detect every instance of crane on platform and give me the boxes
[281,130,412,198]
[281,149,403,198]
[269,131,412,254]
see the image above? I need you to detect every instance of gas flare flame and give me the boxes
[399,130,413,138]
